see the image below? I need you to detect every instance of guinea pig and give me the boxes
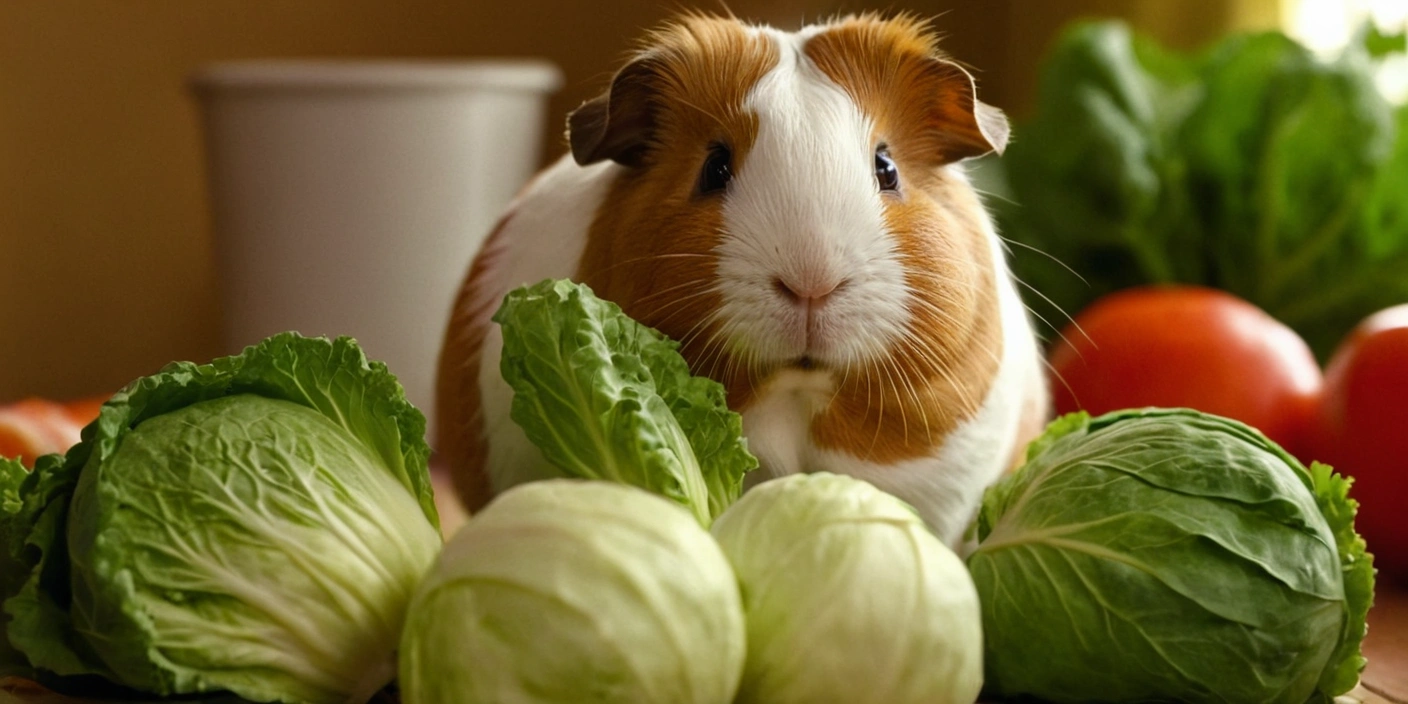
[436,11,1051,548]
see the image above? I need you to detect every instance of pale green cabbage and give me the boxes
[967,408,1374,704]
[2,333,443,703]
[710,472,983,704]
[398,479,746,704]
[492,279,758,525]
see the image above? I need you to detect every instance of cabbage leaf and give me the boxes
[493,278,757,525]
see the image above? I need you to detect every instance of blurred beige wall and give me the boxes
[0,0,1280,402]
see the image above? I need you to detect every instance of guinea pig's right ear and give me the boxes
[924,57,1011,163]
[568,53,662,168]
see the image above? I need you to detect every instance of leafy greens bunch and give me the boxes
[968,408,1373,704]
[996,21,1408,358]
[1,333,444,704]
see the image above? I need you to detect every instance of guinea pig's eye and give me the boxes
[875,146,899,193]
[699,145,733,195]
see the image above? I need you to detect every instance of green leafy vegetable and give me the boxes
[1,455,30,679]
[398,479,745,704]
[2,333,443,704]
[710,473,983,704]
[492,278,757,525]
[996,21,1408,358]
[967,408,1373,704]
[1308,461,1376,697]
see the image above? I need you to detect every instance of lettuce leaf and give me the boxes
[492,279,757,526]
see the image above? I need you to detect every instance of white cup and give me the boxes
[191,59,563,442]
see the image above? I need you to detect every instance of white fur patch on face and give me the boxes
[714,27,911,375]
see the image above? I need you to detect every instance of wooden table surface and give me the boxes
[1361,577,1408,704]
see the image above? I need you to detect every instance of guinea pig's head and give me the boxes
[569,12,1010,446]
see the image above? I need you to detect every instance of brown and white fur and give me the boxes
[436,12,1050,549]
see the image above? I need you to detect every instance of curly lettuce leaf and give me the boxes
[492,279,758,526]
[2,332,440,700]
[1308,462,1374,697]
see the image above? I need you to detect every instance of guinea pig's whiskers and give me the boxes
[635,285,720,333]
[969,185,1019,208]
[902,295,1004,370]
[697,326,734,389]
[1040,354,1080,412]
[857,350,875,426]
[1009,276,1095,352]
[672,323,720,374]
[674,307,719,350]
[633,278,718,308]
[826,348,855,410]
[720,347,741,402]
[904,269,989,298]
[676,317,729,380]
[880,354,910,448]
[591,252,720,280]
[1011,300,1074,360]
[905,294,964,329]
[865,357,887,461]
[744,347,763,401]
[900,327,978,419]
[998,236,1089,287]
[902,331,948,384]
[891,337,935,446]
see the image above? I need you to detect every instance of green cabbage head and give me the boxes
[2,333,443,704]
[399,479,746,704]
[967,408,1374,704]
[710,472,983,704]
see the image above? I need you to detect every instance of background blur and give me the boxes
[0,0,1380,401]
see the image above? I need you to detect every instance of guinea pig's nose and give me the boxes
[773,276,846,307]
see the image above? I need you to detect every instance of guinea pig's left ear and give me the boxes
[924,58,1010,162]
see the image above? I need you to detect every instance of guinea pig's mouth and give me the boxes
[787,355,822,371]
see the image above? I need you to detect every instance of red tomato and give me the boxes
[0,394,107,468]
[1048,285,1323,459]
[1308,304,1408,580]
